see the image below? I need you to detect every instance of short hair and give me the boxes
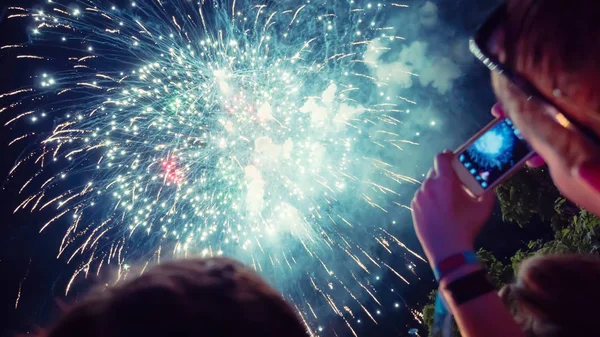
[40,258,308,337]
[501,254,600,336]
[504,0,600,111]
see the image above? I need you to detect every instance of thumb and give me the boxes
[475,188,496,209]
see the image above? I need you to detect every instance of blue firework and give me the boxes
[1,0,428,334]
[467,121,515,170]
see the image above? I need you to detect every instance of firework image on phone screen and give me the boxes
[455,118,534,192]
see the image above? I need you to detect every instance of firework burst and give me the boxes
[2,0,425,334]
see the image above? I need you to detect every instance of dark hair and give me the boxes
[504,0,600,111]
[37,258,307,337]
[501,254,600,337]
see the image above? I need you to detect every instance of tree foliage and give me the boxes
[495,168,567,228]
[422,291,436,336]
[475,248,513,289]
[511,209,600,274]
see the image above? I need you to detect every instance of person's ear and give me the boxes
[488,25,507,63]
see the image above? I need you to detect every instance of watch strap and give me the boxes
[433,251,479,281]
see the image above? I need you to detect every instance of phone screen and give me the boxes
[457,118,532,190]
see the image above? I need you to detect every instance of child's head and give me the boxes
[39,258,307,337]
[500,254,600,336]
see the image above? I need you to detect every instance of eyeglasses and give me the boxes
[470,3,600,146]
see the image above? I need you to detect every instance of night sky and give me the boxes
[0,1,553,336]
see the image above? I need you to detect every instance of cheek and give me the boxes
[490,73,504,99]
[490,74,560,161]
[490,73,543,141]
[491,73,519,113]
[490,74,527,127]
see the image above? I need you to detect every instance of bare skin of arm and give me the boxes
[411,153,525,337]
[439,264,525,337]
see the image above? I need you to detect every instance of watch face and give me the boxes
[445,270,496,305]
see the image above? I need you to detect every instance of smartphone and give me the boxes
[452,117,535,197]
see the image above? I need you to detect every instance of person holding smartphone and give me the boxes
[412,1,600,336]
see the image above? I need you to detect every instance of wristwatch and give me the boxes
[443,269,496,305]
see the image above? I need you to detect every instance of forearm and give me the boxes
[439,265,525,337]
[411,151,522,336]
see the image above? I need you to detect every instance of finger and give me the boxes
[491,103,505,118]
[418,170,431,194]
[477,189,496,208]
[410,193,423,216]
[410,196,420,213]
[457,185,496,208]
[433,151,456,178]
[526,154,546,168]
[424,168,435,181]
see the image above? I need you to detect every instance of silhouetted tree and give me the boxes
[511,209,600,273]
[494,168,575,230]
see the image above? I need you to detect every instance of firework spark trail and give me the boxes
[9,132,34,146]
[2,0,425,334]
[381,228,427,263]
[1,44,24,49]
[16,55,45,59]
[14,259,31,309]
[0,88,33,99]
[384,263,410,284]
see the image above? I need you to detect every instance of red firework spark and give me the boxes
[161,157,185,184]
